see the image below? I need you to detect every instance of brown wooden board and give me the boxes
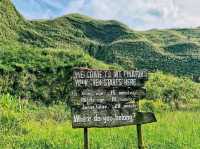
[70,68,156,128]
[71,88,146,105]
[73,68,148,80]
[72,104,156,128]
[72,102,138,110]
[73,78,145,88]
[72,69,147,88]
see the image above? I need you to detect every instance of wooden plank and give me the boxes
[72,102,138,111]
[71,88,146,105]
[70,68,156,129]
[72,88,146,97]
[71,104,156,128]
[134,112,157,125]
[73,78,145,88]
[73,68,148,80]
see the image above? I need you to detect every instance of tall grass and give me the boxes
[0,94,199,149]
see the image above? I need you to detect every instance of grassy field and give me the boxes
[0,94,199,149]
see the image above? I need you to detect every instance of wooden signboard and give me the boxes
[70,68,157,149]
[71,88,146,104]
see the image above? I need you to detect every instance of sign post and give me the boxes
[136,99,144,149]
[71,68,156,149]
[137,124,144,149]
[84,128,88,149]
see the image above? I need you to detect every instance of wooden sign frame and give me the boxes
[70,68,156,149]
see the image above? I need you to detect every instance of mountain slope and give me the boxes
[1,0,200,76]
[1,0,200,102]
[0,0,26,40]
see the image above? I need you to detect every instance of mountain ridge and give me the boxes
[1,0,200,103]
[1,0,200,76]
[0,0,26,40]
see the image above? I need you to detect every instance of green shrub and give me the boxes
[146,72,200,109]
[140,100,171,112]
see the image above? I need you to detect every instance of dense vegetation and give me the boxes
[0,0,200,102]
[1,0,200,74]
[0,42,118,104]
[0,94,199,149]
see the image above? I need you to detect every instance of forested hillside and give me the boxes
[0,0,200,102]
[1,0,200,75]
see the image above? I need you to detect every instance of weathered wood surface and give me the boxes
[74,88,146,97]
[72,69,147,88]
[72,108,156,128]
[73,68,148,80]
[72,102,138,110]
[70,68,156,128]
[73,78,146,88]
[71,88,146,105]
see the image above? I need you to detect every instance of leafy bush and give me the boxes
[146,72,200,109]
[140,100,171,112]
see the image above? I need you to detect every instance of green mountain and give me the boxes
[1,0,200,75]
[0,0,25,40]
[0,0,200,103]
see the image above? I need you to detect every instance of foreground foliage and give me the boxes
[1,0,200,104]
[0,94,199,149]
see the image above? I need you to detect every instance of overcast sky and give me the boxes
[12,0,200,30]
